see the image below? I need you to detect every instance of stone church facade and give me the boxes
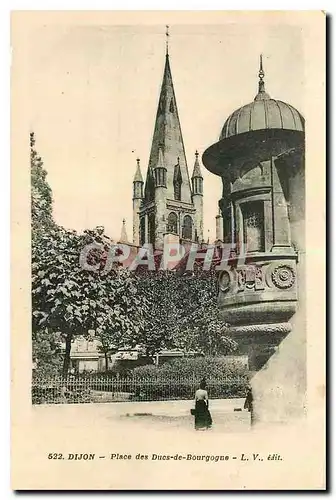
[132,50,204,250]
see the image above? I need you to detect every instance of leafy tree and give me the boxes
[173,270,237,356]
[32,226,147,376]
[136,267,237,358]
[31,132,60,374]
[30,132,236,375]
[136,271,180,356]
[94,270,147,371]
[30,132,54,238]
[32,328,64,376]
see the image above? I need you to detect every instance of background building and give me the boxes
[132,46,204,250]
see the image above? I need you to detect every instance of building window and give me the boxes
[145,170,155,201]
[140,217,146,245]
[167,212,178,234]
[241,201,265,252]
[159,91,166,114]
[182,215,193,240]
[155,167,166,187]
[174,182,181,201]
[173,163,182,201]
[148,213,156,246]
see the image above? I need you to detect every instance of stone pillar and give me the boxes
[192,189,203,243]
[144,214,149,244]
[132,198,141,246]
[251,153,305,426]
[215,210,223,241]
[271,157,292,250]
[155,192,167,250]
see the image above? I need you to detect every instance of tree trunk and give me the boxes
[104,352,109,372]
[62,333,72,378]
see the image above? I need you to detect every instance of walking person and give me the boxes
[244,385,254,426]
[193,378,212,430]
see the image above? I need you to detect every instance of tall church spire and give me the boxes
[145,30,192,204]
[137,29,202,249]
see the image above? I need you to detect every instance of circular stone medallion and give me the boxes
[271,265,295,289]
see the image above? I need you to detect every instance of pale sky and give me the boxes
[29,21,304,242]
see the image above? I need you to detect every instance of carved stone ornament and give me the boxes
[228,322,292,336]
[245,266,256,290]
[219,270,231,292]
[271,265,295,289]
[237,269,246,291]
[237,265,264,292]
[255,266,264,291]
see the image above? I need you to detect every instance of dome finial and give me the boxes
[258,54,265,93]
[166,25,169,56]
[254,54,270,101]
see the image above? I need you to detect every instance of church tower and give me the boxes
[191,151,204,242]
[135,28,204,249]
[132,158,144,246]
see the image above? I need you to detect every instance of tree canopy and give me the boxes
[31,132,237,377]
[30,132,54,237]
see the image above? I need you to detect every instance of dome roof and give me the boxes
[220,56,304,140]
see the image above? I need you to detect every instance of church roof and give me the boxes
[192,151,203,178]
[133,158,143,183]
[220,56,304,140]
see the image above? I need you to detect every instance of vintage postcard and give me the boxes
[11,11,326,490]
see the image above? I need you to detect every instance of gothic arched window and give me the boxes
[167,212,178,234]
[169,98,174,113]
[173,163,182,201]
[148,213,156,246]
[241,201,265,252]
[145,170,155,202]
[182,215,193,240]
[140,217,146,246]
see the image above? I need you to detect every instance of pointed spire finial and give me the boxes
[166,25,169,56]
[156,145,166,170]
[120,218,128,243]
[133,157,143,183]
[259,54,264,78]
[192,149,203,179]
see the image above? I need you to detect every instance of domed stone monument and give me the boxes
[203,56,305,425]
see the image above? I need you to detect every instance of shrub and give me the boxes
[131,355,248,380]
